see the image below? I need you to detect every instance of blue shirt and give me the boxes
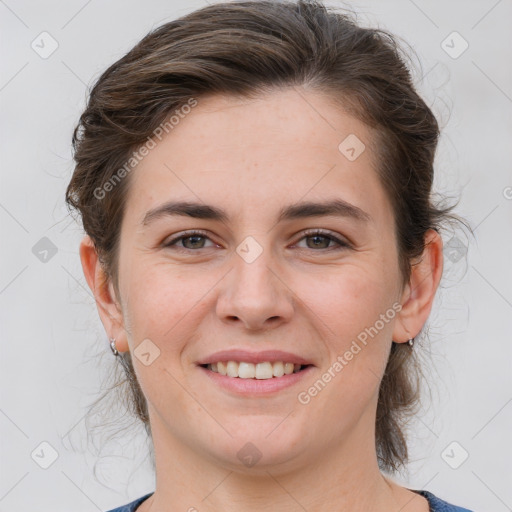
[105,489,475,511]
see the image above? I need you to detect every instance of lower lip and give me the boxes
[198,365,314,395]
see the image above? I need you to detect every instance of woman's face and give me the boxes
[108,88,411,471]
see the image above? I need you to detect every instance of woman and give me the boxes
[66,1,475,510]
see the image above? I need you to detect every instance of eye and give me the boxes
[162,229,350,252]
[162,230,217,251]
[294,229,350,251]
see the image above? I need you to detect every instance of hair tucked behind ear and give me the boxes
[66,0,472,475]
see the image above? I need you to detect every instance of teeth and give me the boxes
[206,361,306,379]
[217,361,227,375]
[284,362,294,375]
[273,361,284,377]
[226,361,238,377]
[255,362,273,379]
[238,362,255,378]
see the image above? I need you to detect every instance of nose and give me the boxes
[215,246,295,332]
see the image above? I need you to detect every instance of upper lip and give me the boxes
[196,349,315,366]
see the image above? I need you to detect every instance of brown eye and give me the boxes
[295,230,350,251]
[163,230,216,250]
[179,234,207,249]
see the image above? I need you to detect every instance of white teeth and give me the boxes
[226,361,238,377]
[255,362,273,379]
[205,360,306,379]
[273,361,284,377]
[284,362,294,375]
[238,362,255,379]
[217,361,227,376]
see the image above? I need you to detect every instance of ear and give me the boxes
[392,229,444,344]
[79,235,129,353]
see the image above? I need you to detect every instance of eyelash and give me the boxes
[162,229,350,252]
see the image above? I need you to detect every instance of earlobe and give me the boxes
[392,229,444,344]
[79,235,128,352]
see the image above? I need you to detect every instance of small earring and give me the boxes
[408,338,415,347]
[110,337,119,356]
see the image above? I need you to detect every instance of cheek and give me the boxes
[296,264,396,338]
[121,262,207,344]
[296,267,395,393]
[120,266,208,407]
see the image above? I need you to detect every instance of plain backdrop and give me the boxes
[1,0,511,511]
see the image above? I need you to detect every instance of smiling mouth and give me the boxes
[199,361,312,379]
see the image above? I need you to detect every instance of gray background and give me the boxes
[1,0,511,511]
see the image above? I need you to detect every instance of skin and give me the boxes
[80,87,442,512]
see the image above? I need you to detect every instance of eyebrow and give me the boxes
[142,198,372,226]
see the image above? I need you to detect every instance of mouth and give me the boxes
[195,349,315,394]
[197,360,314,395]
[198,361,314,380]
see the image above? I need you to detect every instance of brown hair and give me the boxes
[65,0,471,474]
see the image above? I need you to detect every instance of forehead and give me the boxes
[123,88,391,228]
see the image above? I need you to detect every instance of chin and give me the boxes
[201,426,309,473]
